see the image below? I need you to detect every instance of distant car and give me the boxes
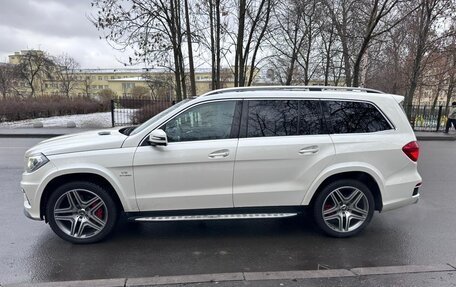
[21,86,421,243]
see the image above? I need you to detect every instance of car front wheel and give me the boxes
[46,181,118,244]
[313,179,374,237]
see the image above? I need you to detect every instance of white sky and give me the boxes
[0,0,140,68]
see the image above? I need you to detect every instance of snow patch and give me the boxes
[0,109,135,128]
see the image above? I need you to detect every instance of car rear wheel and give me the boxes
[313,179,374,237]
[46,181,118,244]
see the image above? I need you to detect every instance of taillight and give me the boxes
[402,141,420,162]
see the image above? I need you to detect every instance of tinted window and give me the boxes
[325,101,392,133]
[300,100,324,135]
[247,100,298,137]
[163,101,237,142]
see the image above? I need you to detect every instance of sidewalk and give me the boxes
[0,127,455,141]
[414,131,456,141]
[5,264,456,287]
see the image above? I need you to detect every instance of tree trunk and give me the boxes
[215,0,221,89]
[184,0,196,96]
[234,0,246,87]
[170,0,182,101]
[404,1,432,118]
[247,0,271,86]
[209,0,216,90]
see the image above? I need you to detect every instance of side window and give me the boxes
[163,101,237,142]
[247,100,298,137]
[300,100,324,135]
[325,101,392,133]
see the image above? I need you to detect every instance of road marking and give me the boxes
[6,264,456,287]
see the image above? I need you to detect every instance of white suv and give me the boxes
[21,86,421,243]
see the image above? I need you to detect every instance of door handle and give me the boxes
[208,149,230,158]
[299,145,319,155]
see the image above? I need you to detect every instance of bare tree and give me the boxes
[16,50,54,97]
[142,71,175,100]
[442,31,456,112]
[55,54,80,98]
[92,0,194,101]
[194,0,228,90]
[234,0,275,86]
[324,0,414,87]
[318,6,342,86]
[131,85,150,99]
[267,0,307,85]
[183,0,196,96]
[0,64,19,99]
[81,75,94,98]
[402,0,454,116]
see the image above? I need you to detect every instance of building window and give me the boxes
[98,76,102,80]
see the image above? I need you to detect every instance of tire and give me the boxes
[313,179,374,237]
[46,181,118,244]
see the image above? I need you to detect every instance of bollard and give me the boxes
[110,99,115,127]
[436,106,443,132]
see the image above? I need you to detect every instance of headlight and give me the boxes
[25,153,49,173]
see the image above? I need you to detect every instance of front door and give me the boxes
[133,100,241,211]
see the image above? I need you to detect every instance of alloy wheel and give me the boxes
[53,189,108,239]
[321,186,369,233]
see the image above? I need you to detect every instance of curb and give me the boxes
[416,135,456,141]
[5,263,456,287]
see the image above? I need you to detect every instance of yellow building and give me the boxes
[6,50,239,99]
[74,67,237,98]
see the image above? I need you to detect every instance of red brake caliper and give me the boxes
[91,202,104,219]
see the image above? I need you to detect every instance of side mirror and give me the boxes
[148,129,168,146]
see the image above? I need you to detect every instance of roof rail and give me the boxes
[202,85,384,96]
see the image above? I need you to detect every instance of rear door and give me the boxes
[233,99,335,207]
[321,100,402,198]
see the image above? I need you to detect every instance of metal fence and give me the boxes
[407,105,447,132]
[110,98,174,127]
[110,98,451,131]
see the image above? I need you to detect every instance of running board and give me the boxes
[133,213,298,222]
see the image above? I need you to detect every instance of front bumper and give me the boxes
[22,189,41,220]
[21,161,57,221]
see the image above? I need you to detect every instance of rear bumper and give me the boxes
[381,166,422,212]
[382,193,420,212]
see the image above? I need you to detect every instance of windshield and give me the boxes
[130,99,191,135]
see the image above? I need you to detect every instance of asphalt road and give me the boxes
[1,138,455,285]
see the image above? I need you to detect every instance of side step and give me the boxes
[133,213,298,222]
